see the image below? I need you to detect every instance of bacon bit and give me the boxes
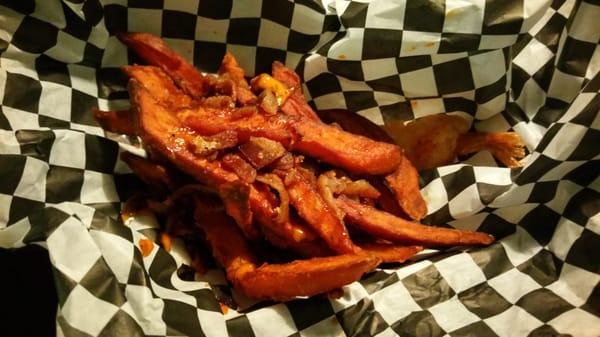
[219,302,229,314]
[160,233,172,252]
[251,74,290,106]
[139,239,154,257]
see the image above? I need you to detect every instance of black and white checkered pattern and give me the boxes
[0,0,598,336]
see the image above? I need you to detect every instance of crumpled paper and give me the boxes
[0,0,598,336]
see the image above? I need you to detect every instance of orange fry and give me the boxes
[92,108,134,135]
[456,132,525,168]
[336,196,494,246]
[121,152,183,194]
[358,244,423,264]
[195,200,379,301]
[292,118,402,175]
[182,110,295,147]
[118,33,208,98]
[316,109,395,144]
[284,169,359,254]
[122,65,193,108]
[384,156,428,221]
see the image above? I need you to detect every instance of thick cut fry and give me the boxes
[337,196,495,246]
[219,52,257,106]
[368,177,406,217]
[358,244,423,264]
[292,118,402,175]
[456,132,525,168]
[316,109,396,144]
[195,201,379,301]
[119,33,208,98]
[182,111,295,147]
[384,156,428,221]
[93,108,134,135]
[121,152,183,194]
[239,137,287,169]
[122,65,194,108]
[383,114,468,170]
[285,169,359,254]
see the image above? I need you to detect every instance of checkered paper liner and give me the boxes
[0,0,598,336]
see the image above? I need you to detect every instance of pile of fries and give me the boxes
[95,33,510,301]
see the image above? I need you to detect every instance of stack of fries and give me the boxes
[95,33,498,301]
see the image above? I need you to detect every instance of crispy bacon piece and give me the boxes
[316,109,395,144]
[255,174,289,225]
[221,153,257,183]
[118,32,208,98]
[194,202,379,301]
[336,196,495,246]
[239,137,287,169]
[292,118,402,175]
[285,169,359,254]
[384,156,428,221]
[93,108,134,135]
[191,130,238,156]
[219,52,257,106]
[358,244,423,264]
[456,132,526,168]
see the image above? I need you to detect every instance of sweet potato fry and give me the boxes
[239,137,286,169]
[219,52,257,106]
[291,118,402,175]
[122,65,194,108]
[456,132,525,168]
[239,253,379,301]
[358,244,423,264]
[336,196,494,246]
[195,199,379,301]
[181,110,295,146]
[285,169,359,254]
[121,152,182,194]
[384,155,428,221]
[316,109,395,144]
[118,33,208,98]
[368,178,406,217]
[93,108,134,135]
